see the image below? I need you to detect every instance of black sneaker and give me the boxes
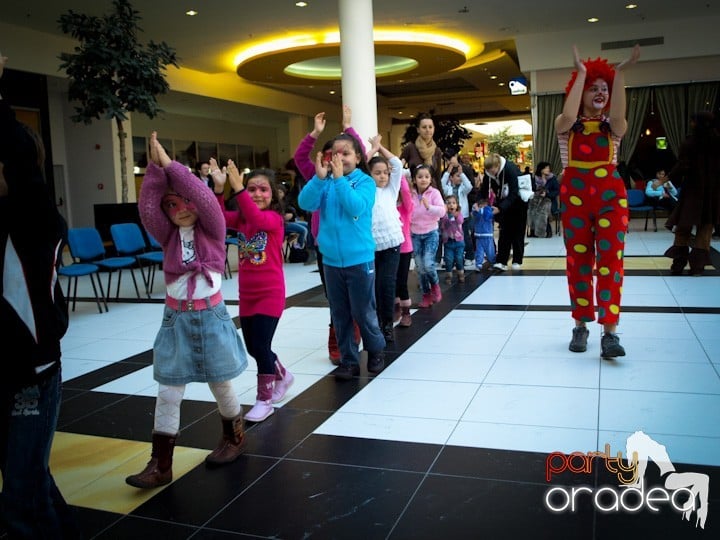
[333,363,360,380]
[569,326,589,352]
[601,333,626,359]
[367,351,385,374]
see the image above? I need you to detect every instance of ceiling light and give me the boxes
[185,10,198,16]
[295,2,308,6]
[498,82,505,86]
[625,3,638,8]
[490,75,498,80]
[329,90,336,95]
[587,17,599,23]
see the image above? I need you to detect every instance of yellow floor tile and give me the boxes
[0,432,210,514]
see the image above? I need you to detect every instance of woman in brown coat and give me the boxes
[664,112,720,275]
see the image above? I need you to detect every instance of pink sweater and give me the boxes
[139,162,226,300]
[219,191,286,318]
[410,185,445,234]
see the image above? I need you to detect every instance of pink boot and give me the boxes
[418,292,433,308]
[244,374,275,422]
[430,283,442,303]
[272,358,295,403]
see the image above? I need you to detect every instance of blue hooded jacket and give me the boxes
[298,167,375,268]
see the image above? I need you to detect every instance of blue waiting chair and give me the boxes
[57,257,107,313]
[627,189,657,231]
[110,223,164,297]
[67,227,141,301]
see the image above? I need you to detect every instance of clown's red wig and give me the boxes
[565,57,616,112]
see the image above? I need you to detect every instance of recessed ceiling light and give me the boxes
[185,10,198,16]
[398,111,403,115]
[329,90,336,95]
[625,3,638,8]
[295,2,308,6]
[490,75,498,80]
[587,17,599,23]
[498,82,505,86]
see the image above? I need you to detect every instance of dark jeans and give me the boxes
[374,246,401,326]
[324,261,386,366]
[395,251,413,301]
[496,208,528,265]
[0,371,80,539]
[240,314,280,374]
[462,217,474,259]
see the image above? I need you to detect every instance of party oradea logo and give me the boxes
[543,431,709,529]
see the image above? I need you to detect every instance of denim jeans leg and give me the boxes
[422,230,440,286]
[324,264,358,366]
[0,371,78,538]
[346,261,386,354]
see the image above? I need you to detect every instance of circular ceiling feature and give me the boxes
[284,55,419,80]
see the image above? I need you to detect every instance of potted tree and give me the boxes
[58,0,178,203]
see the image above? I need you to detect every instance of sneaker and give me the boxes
[511,263,522,270]
[333,363,360,381]
[493,263,508,271]
[367,351,385,374]
[569,326,589,353]
[601,333,626,359]
[244,400,274,422]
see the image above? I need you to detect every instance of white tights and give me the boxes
[153,381,241,434]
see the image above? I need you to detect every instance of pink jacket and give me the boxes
[397,176,414,253]
[139,162,226,300]
[410,185,445,234]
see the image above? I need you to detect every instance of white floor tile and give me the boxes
[463,384,599,430]
[600,360,720,393]
[338,378,479,421]
[599,389,720,438]
[485,355,600,388]
[448,422,598,455]
[381,351,497,383]
[314,412,457,445]
[598,430,720,467]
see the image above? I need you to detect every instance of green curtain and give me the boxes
[618,87,650,163]
[687,81,720,121]
[654,85,687,157]
[533,93,564,175]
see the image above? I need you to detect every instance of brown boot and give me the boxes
[457,270,465,283]
[688,248,710,276]
[205,413,245,467]
[664,245,689,275]
[126,431,177,488]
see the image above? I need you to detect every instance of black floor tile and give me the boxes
[58,390,130,429]
[74,507,124,539]
[63,355,151,391]
[283,374,373,412]
[189,529,246,539]
[391,475,594,540]
[289,434,441,473]
[61,394,217,441]
[131,455,278,526]
[206,459,423,539]
[432,446,590,486]
[180,406,332,456]
[91,514,198,539]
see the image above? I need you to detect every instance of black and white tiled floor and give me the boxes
[12,225,720,538]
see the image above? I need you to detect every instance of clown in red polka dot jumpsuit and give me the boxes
[555,44,641,356]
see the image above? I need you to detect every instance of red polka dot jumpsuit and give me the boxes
[558,117,629,325]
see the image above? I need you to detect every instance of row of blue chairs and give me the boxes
[57,223,163,313]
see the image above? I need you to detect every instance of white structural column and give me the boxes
[338,0,378,145]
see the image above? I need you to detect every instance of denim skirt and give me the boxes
[153,301,248,385]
